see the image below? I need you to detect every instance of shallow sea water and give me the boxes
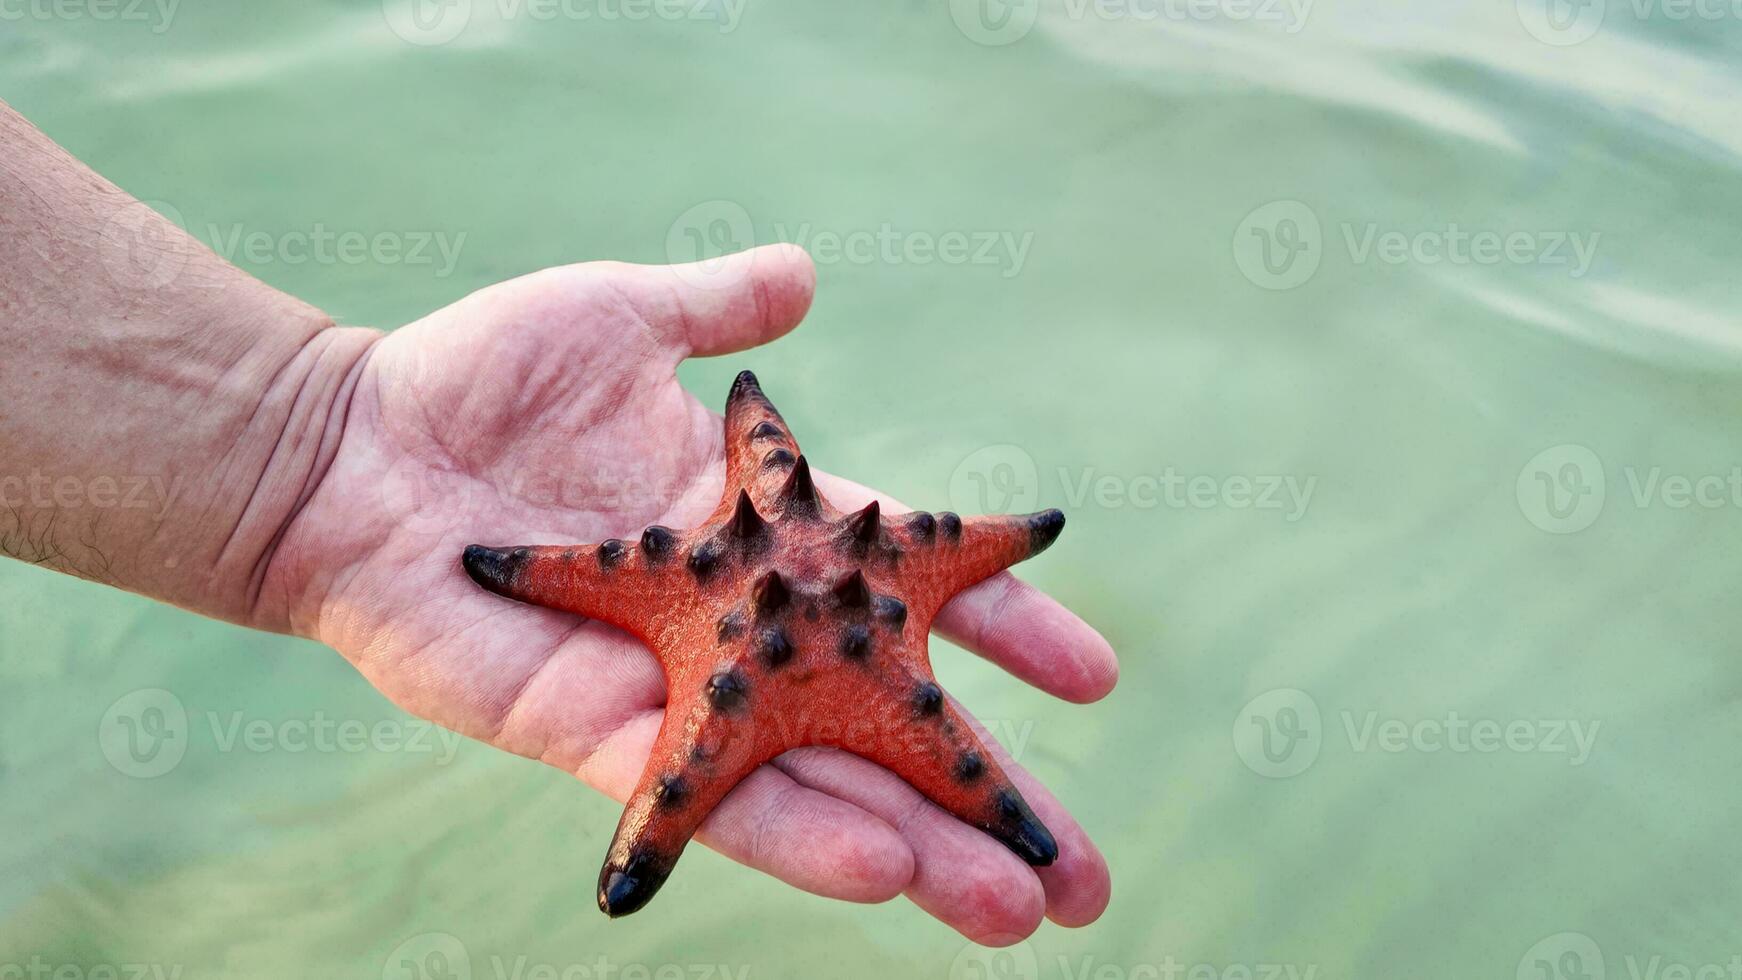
[3,2,1742,977]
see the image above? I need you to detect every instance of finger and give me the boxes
[956,710,1112,928]
[934,574,1119,704]
[773,744,1046,945]
[578,709,915,905]
[625,243,816,359]
[811,471,1120,703]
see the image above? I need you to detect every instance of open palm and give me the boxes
[268,245,1117,944]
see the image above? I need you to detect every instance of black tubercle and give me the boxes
[778,456,820,518]
[716,611,745,643]
[706,669,748,711]
[640,525,675,560]
[956,751,985,782]
[752,571,790,615]
[832,570,871,608]
[847,501,880,545]
[688,539,724,579]
[750,420,784,441]
[598,539,626,568]
[1028,509,1066,554]
[653,774,689,810]
[874,596,908,629]
[912,681,944,716]
[938,512,963,540]
[758,627,794,668]
[727,489,767,541]
[840,624,872,659]
[908,512,936,541]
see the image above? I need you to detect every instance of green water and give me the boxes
[5,1,1742,977]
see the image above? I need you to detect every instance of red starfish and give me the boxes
[461,371,1065,917]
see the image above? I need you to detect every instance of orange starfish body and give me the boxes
[462,371,1064,916]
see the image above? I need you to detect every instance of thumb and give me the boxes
[635,243,817,359]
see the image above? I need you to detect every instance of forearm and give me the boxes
[0,99,380,628]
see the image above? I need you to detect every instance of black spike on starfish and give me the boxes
[461,370,1067,917]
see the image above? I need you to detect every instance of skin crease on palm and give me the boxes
[263,243,1119,945]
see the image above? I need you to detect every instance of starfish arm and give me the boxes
[899,509,1067,619]
[839,685,1057,866]
[721,371,820,510]
[460,541,681,637]
[596,677,773,916]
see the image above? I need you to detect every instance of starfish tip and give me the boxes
[729,369,762,399]
[994,790,1060,866]
[1028,508,1066,554]
[461,544,524,596]
[596,851,675,918]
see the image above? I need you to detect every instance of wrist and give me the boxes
[219,316,384,633]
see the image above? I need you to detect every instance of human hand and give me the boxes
[265,244,1118,943]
